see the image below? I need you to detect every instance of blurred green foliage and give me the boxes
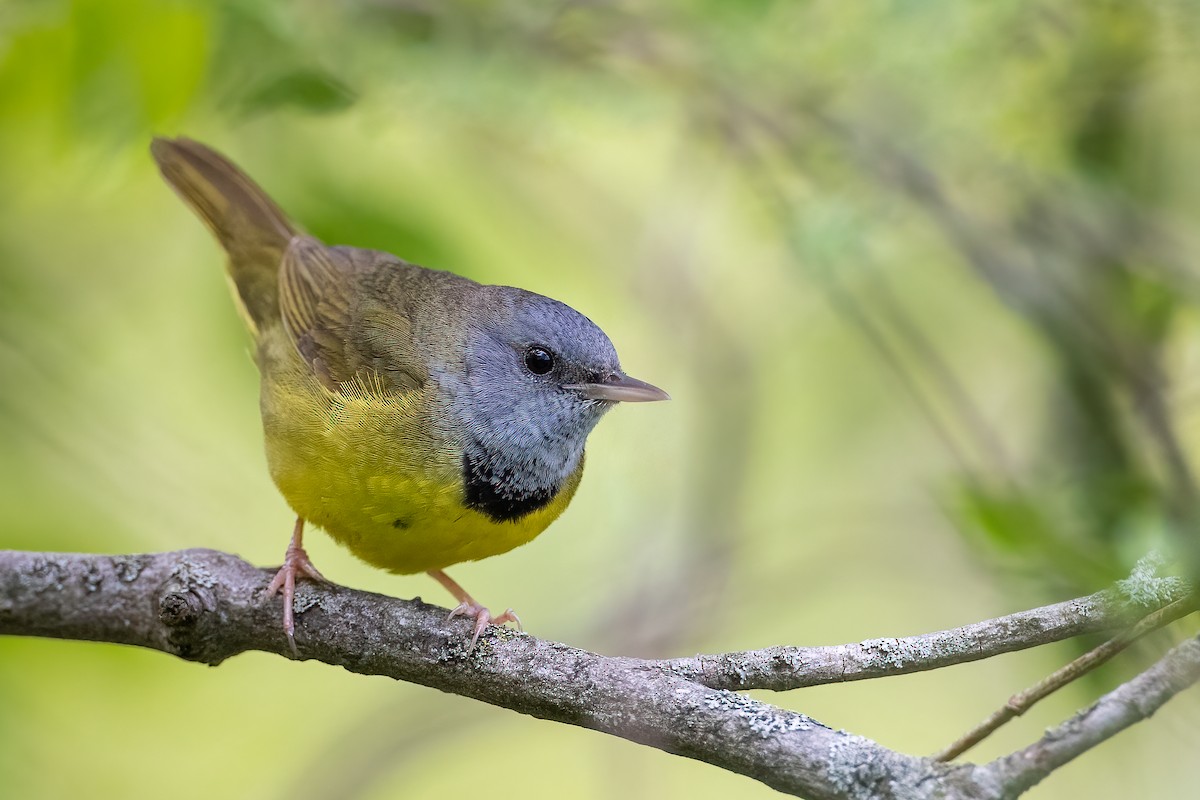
[2,1,1199,798]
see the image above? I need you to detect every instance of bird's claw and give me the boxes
[265,539,326,656]
[448,603,523,650]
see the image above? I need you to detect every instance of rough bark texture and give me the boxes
[656,588,1177,691]
[1,548,1195,800]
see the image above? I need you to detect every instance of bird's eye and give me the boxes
[524,346,555,375]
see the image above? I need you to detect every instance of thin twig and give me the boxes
[752,166,984,481]
[934,593,1200,762]
[984,632,1200,797]
[863,267,1017,480]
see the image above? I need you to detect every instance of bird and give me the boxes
[150,137,668,651]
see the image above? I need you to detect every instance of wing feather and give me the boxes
[279,237,426,394]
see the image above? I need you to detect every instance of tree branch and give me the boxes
[0,548,974,799]
[1,548,1193,799]
[987,632,1200,797]
[934,594,1199,762]
[656,585,1190,691]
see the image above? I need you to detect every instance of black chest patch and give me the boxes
[462,450,559,523]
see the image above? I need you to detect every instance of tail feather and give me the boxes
[151,137,297,333]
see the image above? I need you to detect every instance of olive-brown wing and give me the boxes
[278,237,426,393]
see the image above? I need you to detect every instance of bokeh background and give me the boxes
[2,1,1200,797]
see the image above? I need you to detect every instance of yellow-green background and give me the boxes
[2,1,1198,798]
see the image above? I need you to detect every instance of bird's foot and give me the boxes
[448,602,523,650]
[266,518,326,655]
[428,568,522,650]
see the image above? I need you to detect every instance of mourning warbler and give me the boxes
[150,137,668,649]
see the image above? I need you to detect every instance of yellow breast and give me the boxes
[257,333,581,574]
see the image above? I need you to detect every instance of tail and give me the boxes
[151,137,297,333]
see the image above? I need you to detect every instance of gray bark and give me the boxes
[1,548,1195,800]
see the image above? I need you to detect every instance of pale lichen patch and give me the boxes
[703,690,818,738]
[171,558,218,590]
[81,562,103,593]
[1117,552,1186,608]
[110,555,150,583]
[826,730,932,800]
[291,585,323,615]
[860,637,907,669]
[26,557,67,592]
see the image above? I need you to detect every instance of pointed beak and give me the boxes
[563,373,671,403]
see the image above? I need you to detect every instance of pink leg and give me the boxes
[427,569,522,649]
[265,517,326,654]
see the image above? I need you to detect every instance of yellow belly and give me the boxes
[258,339,581,574]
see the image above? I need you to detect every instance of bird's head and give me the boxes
[459,287,668,445]
[447,287,667,519]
